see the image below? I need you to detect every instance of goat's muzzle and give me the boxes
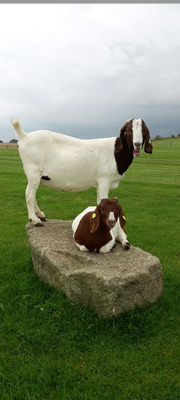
[133,142,141,157]
[108,219,116,229]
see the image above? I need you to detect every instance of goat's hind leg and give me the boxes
[26,178,44,226]
[34,198,47,222]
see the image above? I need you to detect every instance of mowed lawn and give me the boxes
[0,138,180,400]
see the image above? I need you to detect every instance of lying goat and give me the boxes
[11,118,152,226]
[72,198,130,253]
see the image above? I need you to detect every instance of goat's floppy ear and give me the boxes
[114,137,123,153]
[115,121,129,153]
[90,204,101,233]
[143,121,153,154]
[118,205,127,233]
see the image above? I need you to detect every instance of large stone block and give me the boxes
[26,220,163,318]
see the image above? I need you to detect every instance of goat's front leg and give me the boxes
[117,223,130,250]
[97,179,110,204]
[99,232,116,253]
[26,182,43,226]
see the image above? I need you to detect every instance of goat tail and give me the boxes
[11,118,27,140]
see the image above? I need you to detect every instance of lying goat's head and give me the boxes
[90,198,126,233]
[116,118,153,157]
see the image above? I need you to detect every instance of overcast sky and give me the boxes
[1,3,180,142]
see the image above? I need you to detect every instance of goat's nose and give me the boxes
[109,219,116,228]
[134,142,141,148]
[108,211,116,228]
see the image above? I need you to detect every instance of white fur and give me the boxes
[99,235,115,253]
[11,120,124,225]
[11,118,143,225]
[75,243,89,252]
[132,119,143,150]
[109,211,115,222]
[72,206,128,254]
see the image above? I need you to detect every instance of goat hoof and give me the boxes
[39,217,47,222]
[34,222,44,227]
[124,242,130,250]
[29,218,44,227]
[35,213,47,221]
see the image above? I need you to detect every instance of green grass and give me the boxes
[0,138,180,399]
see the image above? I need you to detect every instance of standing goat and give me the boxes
[11,118,152,226]
[72,198,130,253]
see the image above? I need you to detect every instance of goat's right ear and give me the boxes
[120,121,129,136]
[114,137,123,153]
[90,205,101,233]
[115,121,129,153]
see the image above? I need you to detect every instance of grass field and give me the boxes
[0,138,180,399]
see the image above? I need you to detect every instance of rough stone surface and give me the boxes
[26,219,163,318]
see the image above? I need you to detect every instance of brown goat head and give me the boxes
[115,118,153,156]
[90,198,124,233]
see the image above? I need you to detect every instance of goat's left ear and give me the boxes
[142,121,153,154]
[90,205,101,233]
[118,205,127,233]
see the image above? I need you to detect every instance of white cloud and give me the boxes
[0,4,180,141]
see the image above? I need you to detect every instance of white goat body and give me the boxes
[11,118,152,225]
[22,131,119,192]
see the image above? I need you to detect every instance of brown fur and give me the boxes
[114,119,152,175]
[74,198,127,252]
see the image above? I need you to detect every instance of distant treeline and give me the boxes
[153,134,180,141]
[0,139,18,143]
